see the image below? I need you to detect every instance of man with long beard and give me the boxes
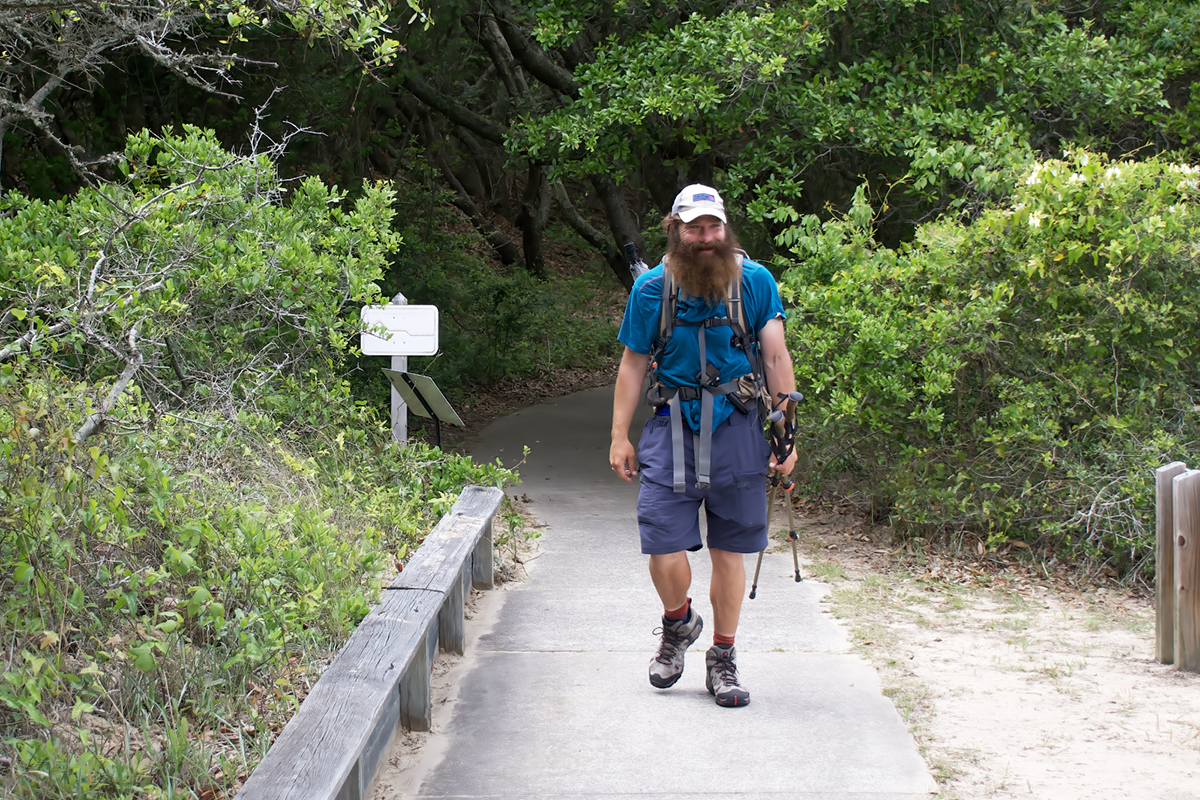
[610,184,798,707]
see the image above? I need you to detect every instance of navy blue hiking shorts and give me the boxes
[636,409,771,555]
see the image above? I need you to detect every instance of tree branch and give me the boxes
[465,12,529,101]
[551,179,628,287]
[74,325,143,444]
[590,174,644,290]
[0,320,70,362]
[397,72,509,145]
[435,152,522,266]
[487,0,579,98]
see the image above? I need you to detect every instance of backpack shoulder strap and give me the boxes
[658,257,678,346]
[726,254,747,339]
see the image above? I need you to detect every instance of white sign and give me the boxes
[360,304,439,356]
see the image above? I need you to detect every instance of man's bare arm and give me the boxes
[610,347,650,482]
[758,317,799,475]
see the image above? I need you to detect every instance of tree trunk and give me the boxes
[552,180,630,290]
[437,154,523,267]
[452,125,508,215]
[590,174,645,287]
[518,163,550,278]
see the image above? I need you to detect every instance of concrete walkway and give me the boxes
[397,385,935,799]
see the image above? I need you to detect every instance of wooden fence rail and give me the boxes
[1156,463,1200,672]
[237,485,503,800]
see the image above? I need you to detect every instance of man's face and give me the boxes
[678,215,726,252]
[668,213,738,301]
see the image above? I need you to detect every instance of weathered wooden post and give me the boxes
[1173,469,1200,672]
[1157,461,1187,664]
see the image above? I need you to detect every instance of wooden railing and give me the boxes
[237,485,504,800]
[1156,463,1200,671]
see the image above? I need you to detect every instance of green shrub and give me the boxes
[0,128,517,798]
[780,152,1200,576]
[0,124,399,438]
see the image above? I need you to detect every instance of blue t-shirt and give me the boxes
[618,258,785,432]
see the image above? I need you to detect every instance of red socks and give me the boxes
[664,600,735,646]
[665,598,690,622]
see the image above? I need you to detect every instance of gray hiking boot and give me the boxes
[648,608,704,688]
[705,644,750,707]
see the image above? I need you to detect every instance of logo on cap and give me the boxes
[693,193,715,203]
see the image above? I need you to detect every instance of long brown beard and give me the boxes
[666,231,741,302]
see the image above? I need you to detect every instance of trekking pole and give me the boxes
[750,471,796,600]
[781,390,803,582]
[749,483,776,600]
[748,396,804,599]
[784,478,802,582]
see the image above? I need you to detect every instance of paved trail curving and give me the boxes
[385,385,935,800]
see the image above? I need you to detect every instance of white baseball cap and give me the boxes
[671,184,727,223]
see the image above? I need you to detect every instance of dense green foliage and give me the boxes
[782,151,1200,574]
[0,126,397,427]
[0,379,507,798]
[521,0,1200,239]
[0,129,513,797]
[378,175,621,397]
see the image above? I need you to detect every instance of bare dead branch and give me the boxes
[73,325,143,443]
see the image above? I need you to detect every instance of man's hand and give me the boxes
[769,447,798,478]
[610,438,639,482]
[611,347,650,483]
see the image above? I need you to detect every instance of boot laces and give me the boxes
[710,650,740,686]
[652,625,687,665]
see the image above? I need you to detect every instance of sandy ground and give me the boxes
[795,499,1200,800]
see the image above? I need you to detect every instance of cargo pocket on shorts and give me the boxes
[636,416,674,488]
[730,469,768,525]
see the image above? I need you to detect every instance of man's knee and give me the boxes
[709,548,746,575]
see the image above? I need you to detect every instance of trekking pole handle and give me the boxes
[767,409,796,475]
[769,408,787,439]
[783,390,803,423]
